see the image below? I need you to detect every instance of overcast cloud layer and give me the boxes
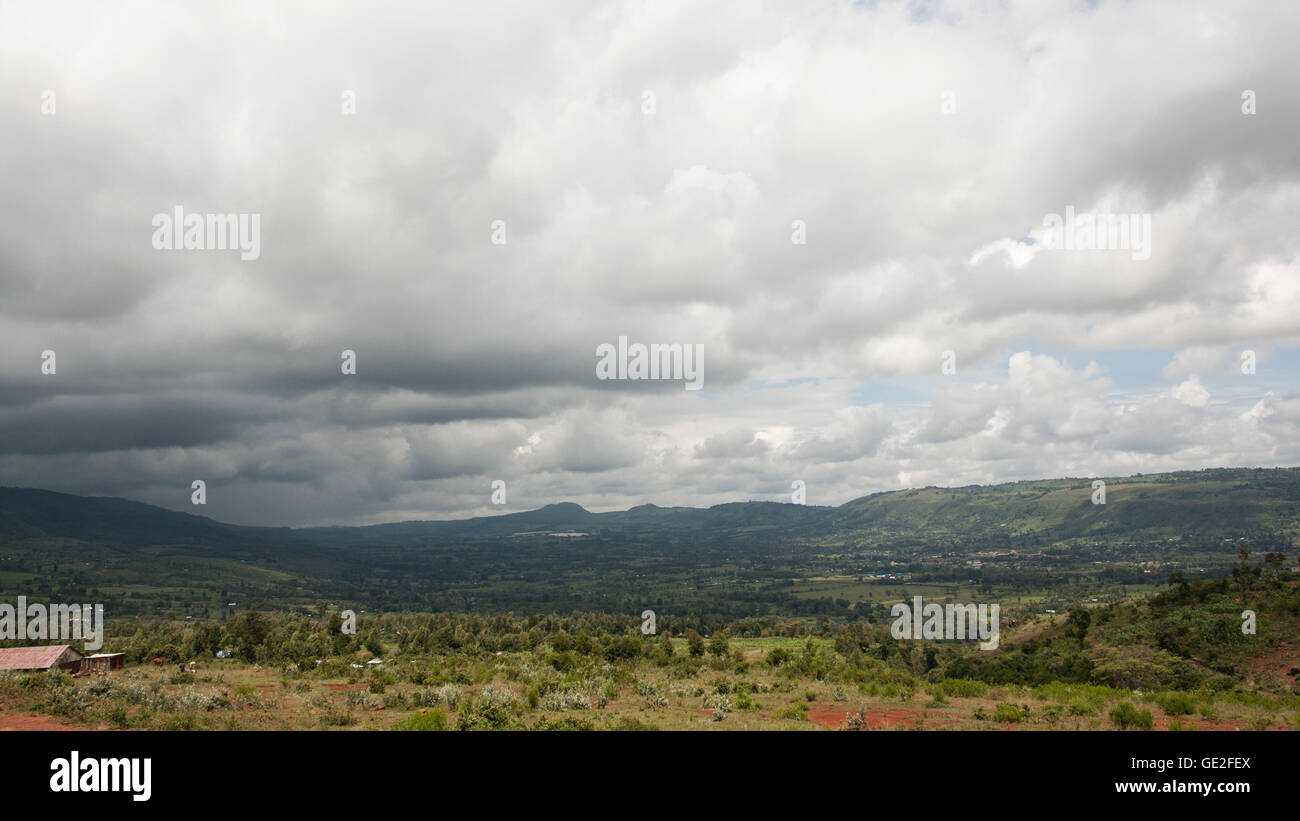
[2,0,1299,526]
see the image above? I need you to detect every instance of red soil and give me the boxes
[0,712,98,731]
[807,706,954,729]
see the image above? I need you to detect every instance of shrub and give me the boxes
[1152,691,1197,716]
[772,701,809,721]
[457,700,519,731]
[435,683,461,709]
[633,681,659,697]
[319,710,355,727]
[1110,701,1154,730]
[940,678,988,698]
[608,716,657,731]
[765,647,791,667]
[344,690,381,710]
[398,709,447,731]
[992,703,1024,723]
[479,685,518,709]
[734,691,758,711]
[533,715,596,731]
[541,688,592,711]
[163,712,200,731]
[703,694,732,713]
[176,688,230,712]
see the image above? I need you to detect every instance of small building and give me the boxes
[0,645,84,673]
[80,653,126,674]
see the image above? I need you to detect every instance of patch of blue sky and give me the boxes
[843,339,1298,408]
[746,377,820,391]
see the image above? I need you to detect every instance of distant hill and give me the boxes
[0,487,332,575]
[833,468,1300,541]
[1,467,1297,620]
[4,467,1299,551]
[299,466,1300,546]
[0,487,301,547]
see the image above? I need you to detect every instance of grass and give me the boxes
[1,637,1290,732]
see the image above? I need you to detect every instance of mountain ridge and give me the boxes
[2,465,1298,548]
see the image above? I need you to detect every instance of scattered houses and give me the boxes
[0,644,84,673]
[80,652,126,674]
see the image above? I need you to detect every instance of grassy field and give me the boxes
[2,634,1295,732]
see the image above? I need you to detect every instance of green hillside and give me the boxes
[0,467,1296,621]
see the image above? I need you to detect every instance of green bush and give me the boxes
[992,703,1024,723]
[765,647,791,667]
[1152,691,1197,716]
[532,715,595,731]
[940,678,988,698]
[734,691,759,711]
[1110,701,1154,730]
[398,709,447,731]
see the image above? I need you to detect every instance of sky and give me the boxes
[1,0,1298,527]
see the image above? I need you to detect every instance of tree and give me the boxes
[658,632,674,658]
[1234,544,1255,604]
[708,631,729,658]
[1065,607,1091,645]
[228,610,269,662]
[363,630,385,658]
[574,630,594,655]
[687,630,705,657]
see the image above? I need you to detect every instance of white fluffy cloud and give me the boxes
[1,0,1298,524]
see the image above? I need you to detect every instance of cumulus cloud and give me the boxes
[1,0,1298,524]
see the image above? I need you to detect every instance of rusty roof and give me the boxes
[0,645,81,670]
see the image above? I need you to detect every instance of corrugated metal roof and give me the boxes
[0,645,80,670]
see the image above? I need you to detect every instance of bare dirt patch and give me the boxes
[0,712,96,731]
[808,706,949,729]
